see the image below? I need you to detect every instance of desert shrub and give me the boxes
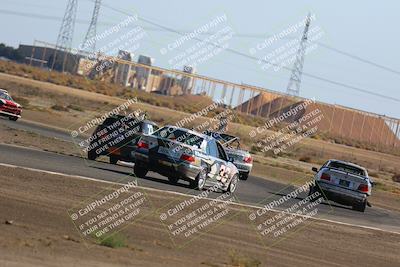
[67,104,84,112]
[299,156,312,163]
[393,174,400,183]
[98,233,126,248]
[228,249,261,267]
[51,104,69,112]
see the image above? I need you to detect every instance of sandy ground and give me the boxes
[1,165,400,267]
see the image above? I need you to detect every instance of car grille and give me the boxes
[2,104,20,114]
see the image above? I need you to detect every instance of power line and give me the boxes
[1,6,399,103]
[96,1,400,103]
[1,8,399,78]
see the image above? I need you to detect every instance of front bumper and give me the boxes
[0,110,21,118]
[135,151,201,181]
[317,181,367,204]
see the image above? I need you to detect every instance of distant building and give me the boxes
[180,66,195,94]
[135,55,154,91]
[18,44,82,73]
[114,50,134,87]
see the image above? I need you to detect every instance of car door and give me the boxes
[206,139,223,180]
[216,141,232,184]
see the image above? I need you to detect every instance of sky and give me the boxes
[0,0,399,118]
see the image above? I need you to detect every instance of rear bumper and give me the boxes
[317,181,367,204]
[135,151,201,181]
[234,162,252,174]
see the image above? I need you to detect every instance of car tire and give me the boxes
[134,164,148,178]
[110,156,118,165]
[226,174,239,193]
[308,185,322,202]
[191,169,207,190]
[239,173,249,181]
[9,116,18,121]
[168,176,179,184]
[88,149,97,161]
[352,200,366,212]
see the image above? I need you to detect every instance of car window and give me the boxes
[216,141,228,161]
[328,161,365,176]
[207,140,218,158]
[142,123,154,135]
[154,127,204,147]
[0,92,12,101]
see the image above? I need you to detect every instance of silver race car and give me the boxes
[205,131,253,180]
[134,126,240,193]
[310,159,373,212]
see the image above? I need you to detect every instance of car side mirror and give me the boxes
[370,180,375,187]
[312,167,318,173]
[228,157,234,163]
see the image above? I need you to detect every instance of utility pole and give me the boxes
[82,0,102,53]
[286,13,312,97]
[52,0,78,70]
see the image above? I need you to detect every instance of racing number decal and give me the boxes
[219,164,231,182]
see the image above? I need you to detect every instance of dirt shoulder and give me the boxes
[1,165,400,267]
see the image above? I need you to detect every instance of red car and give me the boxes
[0,89,22,121]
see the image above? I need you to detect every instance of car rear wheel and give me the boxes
[168,176,179,184]
[352,200,366,212]
[88,149,97,161]
[308,185,322,202]
[191,169,207,190]
[9,116,18,121]
[110,156,118,165]
[134,164,148,178]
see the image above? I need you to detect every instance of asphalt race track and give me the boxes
[1,118,400,234]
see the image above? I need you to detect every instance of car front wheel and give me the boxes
[9,116,18,121]
[239,173,249,181]
[226,174,239,193]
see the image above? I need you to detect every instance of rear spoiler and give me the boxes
[323,167,369,180]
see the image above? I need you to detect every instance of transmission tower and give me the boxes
[50,0,78,71]
[286,13,312,97]
[82,0,102,53]
[55,0,78,50]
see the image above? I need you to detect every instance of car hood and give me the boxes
[0,98,20,108]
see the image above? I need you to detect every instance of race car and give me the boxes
[134,126,240,193]
[309,159,373,212]
[87,113,158,164]
[205,131,253,180]
[0,89,22,121]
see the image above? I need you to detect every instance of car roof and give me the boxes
[0,89,9,94]
[328,159,366,171]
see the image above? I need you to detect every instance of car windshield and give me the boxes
[0,92,12,101]
[208,132,236,143]
[154,127,204,147]
[328,162,365,176]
